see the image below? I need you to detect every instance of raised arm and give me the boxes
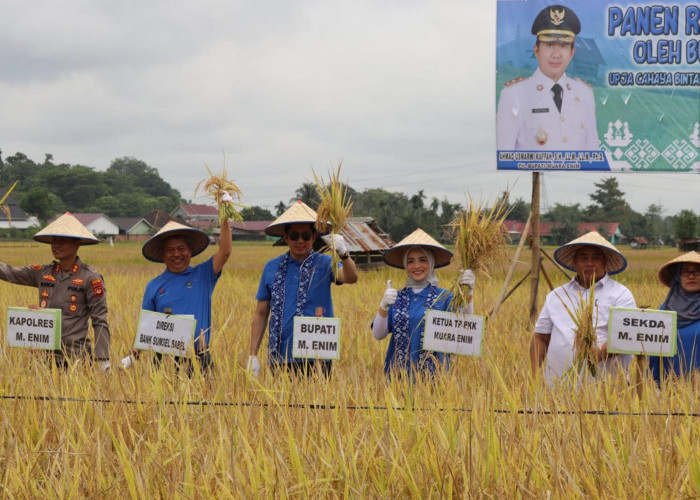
[213,219,232,275]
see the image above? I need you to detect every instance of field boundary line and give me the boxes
[1,394,699,417]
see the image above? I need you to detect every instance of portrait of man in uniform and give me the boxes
[496,4,600,151]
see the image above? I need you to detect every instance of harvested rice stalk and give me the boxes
[447,194,510,312]
[0,179,19,225]
[196,163,245,223]
[313,162,353,270]
[558,278,599,378]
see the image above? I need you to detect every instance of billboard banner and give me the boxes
[496,1,699,172]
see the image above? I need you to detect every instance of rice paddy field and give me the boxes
[0,241,698,498]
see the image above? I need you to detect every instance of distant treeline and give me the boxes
[0,150,696,244]
[0,152,183,220]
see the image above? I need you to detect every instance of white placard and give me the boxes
[422,310,486,357]
[607,307,677,356]
[292,316,341,360]
[6,307,62,350]
[134,310,196,357]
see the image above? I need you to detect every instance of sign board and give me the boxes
[607,307,677,356]
[422,310,486,357]
[134,310,196,357]
[6,307,62,350]
[496,0,699,172]
[292,316,341,360]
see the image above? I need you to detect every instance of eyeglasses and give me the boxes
[288,231,313,242]
[680,268,700,277]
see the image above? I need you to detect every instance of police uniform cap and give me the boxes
[531,4,581,44]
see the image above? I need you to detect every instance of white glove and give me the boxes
[121,354,134,369]
[98,360,111,373]
[247,355,260,377]
[220,190,234,203]
[459,269,476,289]
[380,280,398,310]
[332,234,348,258]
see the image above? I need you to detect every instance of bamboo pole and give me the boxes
[491,212,532,318]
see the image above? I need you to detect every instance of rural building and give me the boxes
[342,217,394,269]
[112,217,154,242]
[228,220,272,241]
[629,237,649,249]
[0,188,40,229]
[171,204,218,231]
[271,217,393,270]
[47,213,119,239]
[143,210,176,231]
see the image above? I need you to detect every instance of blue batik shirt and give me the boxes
[256,252,337,362]
[384,286,453,375]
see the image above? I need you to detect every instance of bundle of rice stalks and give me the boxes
[448,195,510,312]
[196,163,245,223]
[559,279,598,378]
[0,179,19,224]
[313,162,353,269]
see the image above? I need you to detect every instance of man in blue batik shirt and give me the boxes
[247,201,358,377]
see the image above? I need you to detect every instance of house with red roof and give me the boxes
[171,204,219,230]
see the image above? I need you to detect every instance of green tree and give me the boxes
[241,206,274,220]
[292,182,321,208]
[20,187,53,220]
[586,177,631,221]
[544,203,584,245]
[643,204,664,243]
[275,201,287,216]
[673,209,697,241]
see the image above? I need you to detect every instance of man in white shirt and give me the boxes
[530,231,636,384]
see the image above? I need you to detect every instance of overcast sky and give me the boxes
[1,1,697,218]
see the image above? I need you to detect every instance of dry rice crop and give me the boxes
[0,241,698,498]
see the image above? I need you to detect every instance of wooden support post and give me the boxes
[529,172,541,324]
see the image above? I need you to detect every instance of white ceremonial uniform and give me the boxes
[497,68,599,150]
[535,274,636,385]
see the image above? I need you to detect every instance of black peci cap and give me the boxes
[531,5,581,44]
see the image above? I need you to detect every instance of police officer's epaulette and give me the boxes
[503,76,526,87]
[574,77,593,88]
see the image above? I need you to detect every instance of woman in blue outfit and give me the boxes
[649,251,700,383]
[371,229,475,378]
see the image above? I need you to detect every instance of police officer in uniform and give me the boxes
[497,4,599,150]
[0,212,111,369]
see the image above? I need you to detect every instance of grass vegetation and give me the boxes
[0,242,699,498]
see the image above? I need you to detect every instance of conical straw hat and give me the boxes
[554,230,627,275]
[383,228,453,269]
[265,200,318,237]
[658,251,700,287]
[142,220,210,263]
[32,212,100,245]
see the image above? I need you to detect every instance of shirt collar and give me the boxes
[569,273,610,291]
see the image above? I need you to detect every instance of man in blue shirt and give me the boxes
[124,216,232,374]
[247,201,358,376]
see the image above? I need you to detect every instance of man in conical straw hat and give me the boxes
[0,212,111,369]
[648,251,700,383]
[371,228,475,378]
[530,230,637,384]
[247,200,358,377]
[123,213,232,374]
